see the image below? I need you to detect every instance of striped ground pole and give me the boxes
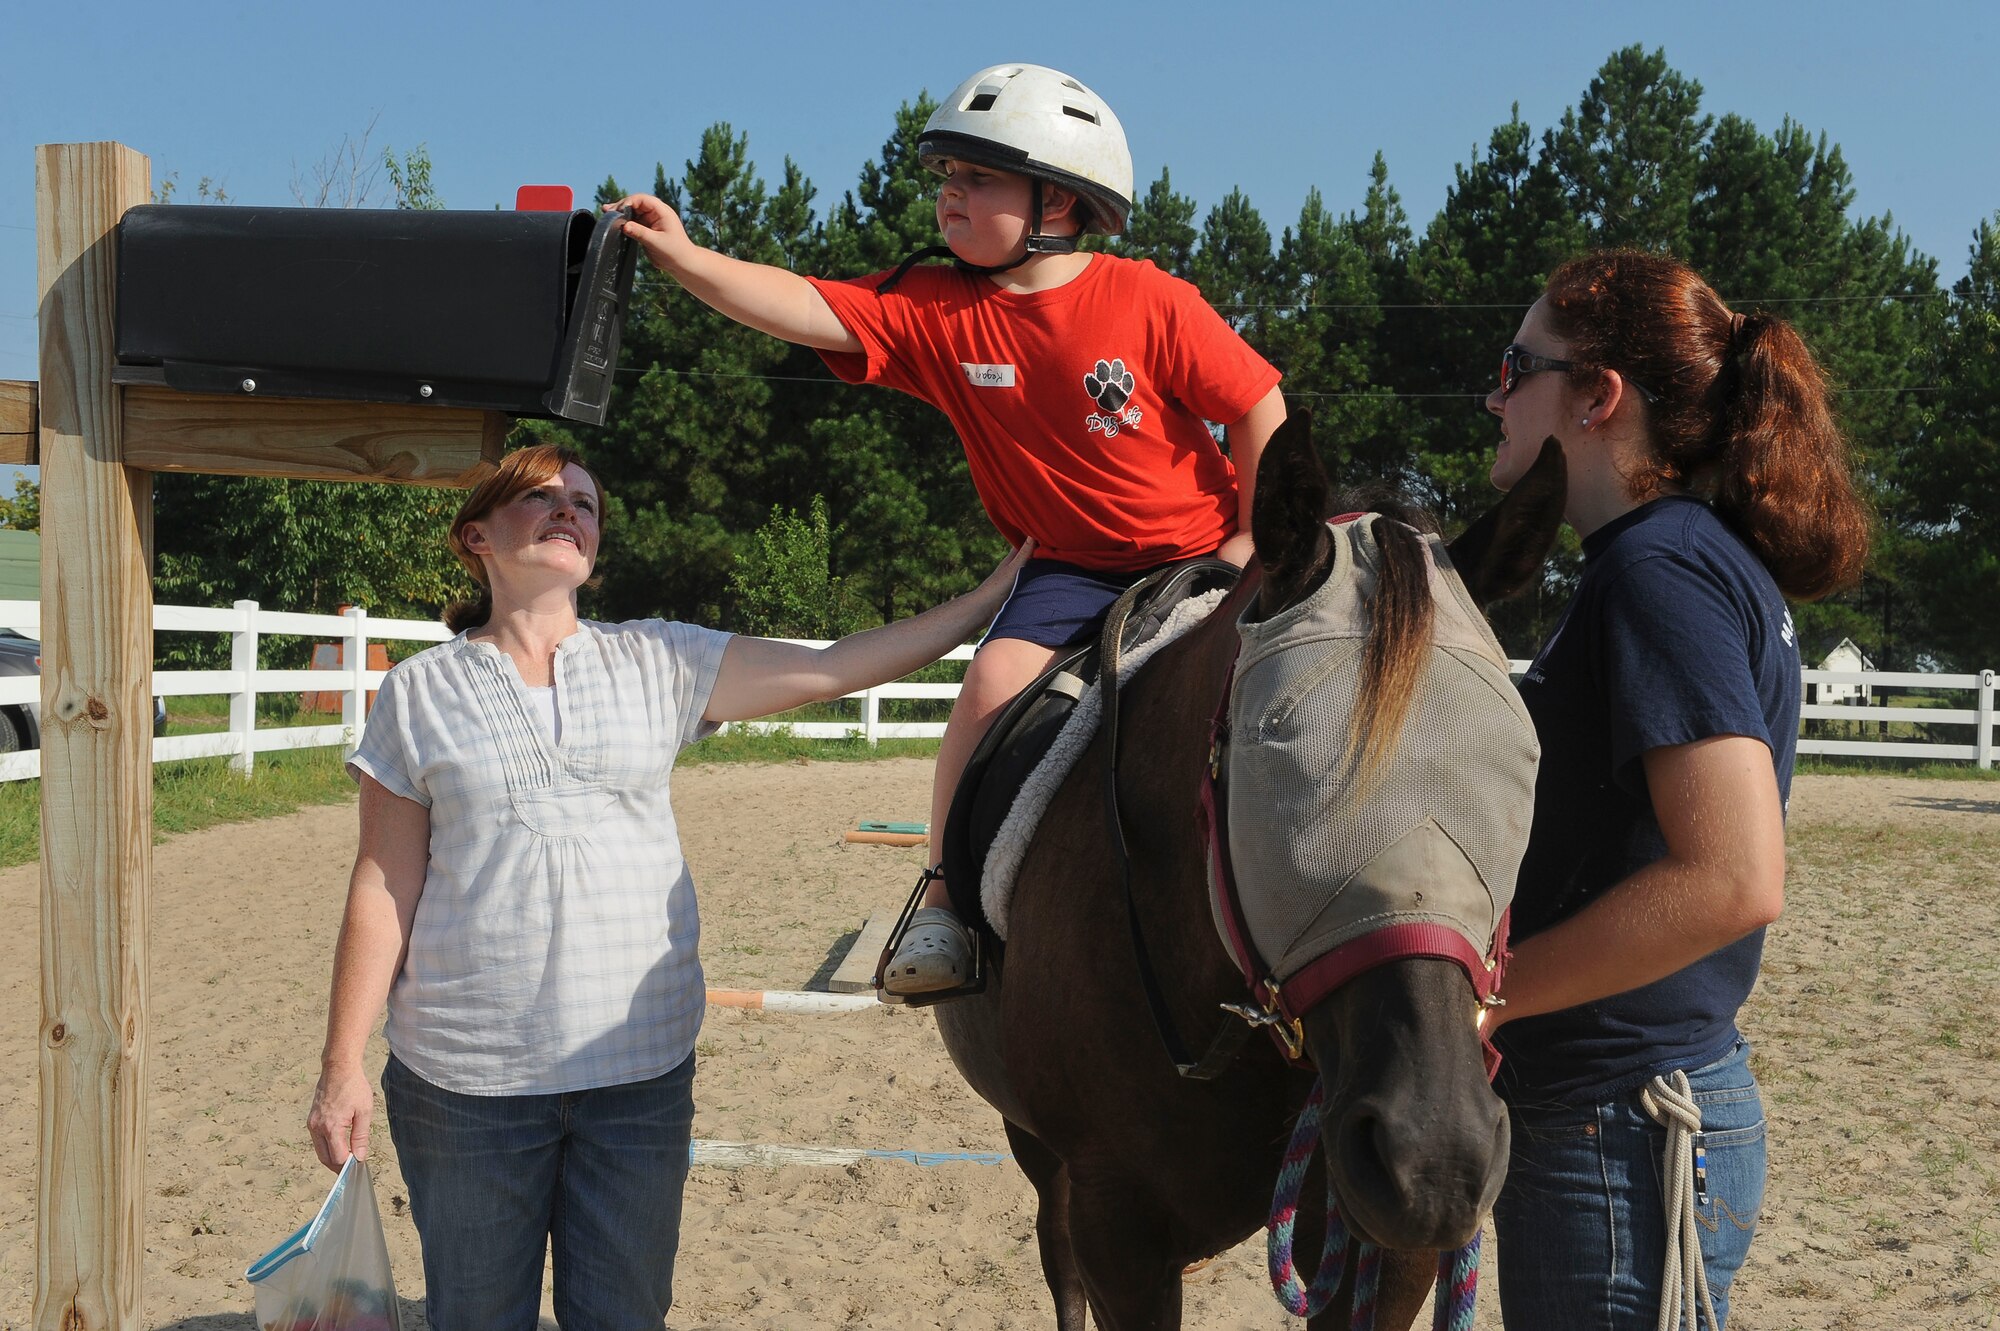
[697,990,1005,1168]
[705,989,881,1013]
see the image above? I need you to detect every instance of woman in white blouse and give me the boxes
[306,444,1027,1331]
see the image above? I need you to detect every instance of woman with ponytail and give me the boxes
[1479,251,1869,1328]
[306,444,1028,1330]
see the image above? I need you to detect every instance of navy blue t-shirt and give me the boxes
[1493,496,1800,1104]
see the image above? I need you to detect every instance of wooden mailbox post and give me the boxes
[28,141,507,1331]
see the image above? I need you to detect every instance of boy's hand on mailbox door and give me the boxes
[610,194,693,271]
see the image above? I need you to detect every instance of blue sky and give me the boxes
[4,0,1996,423]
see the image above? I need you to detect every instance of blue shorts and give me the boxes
[985,554,1213,649]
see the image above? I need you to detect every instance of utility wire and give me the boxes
[627,365,1948,398]
[0,284,1961,324]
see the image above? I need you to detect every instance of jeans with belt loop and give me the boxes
[383,1052,696,1331]
[1492,1038,1766,1329]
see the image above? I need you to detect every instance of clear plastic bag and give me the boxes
[245,1155,405,1331]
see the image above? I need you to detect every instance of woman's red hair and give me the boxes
[1542,250,1870,601]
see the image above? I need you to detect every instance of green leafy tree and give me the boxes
[1407,102,1586,518]
[726,495,867,638]
[0,475,38,530]
[1260,158,1426,489]
[821,96,945,276]
[513,59,1975,680]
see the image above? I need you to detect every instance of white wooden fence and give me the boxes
[0,600,976,782]
[0,600,1993,779]
[1800,667,1997,768]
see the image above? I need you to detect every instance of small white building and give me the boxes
[1814,637,1875,705]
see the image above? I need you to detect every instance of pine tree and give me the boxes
[1115,168,1199,277]
[1908,216,2000,670]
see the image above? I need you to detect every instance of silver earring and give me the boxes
[1579,417,1590,428]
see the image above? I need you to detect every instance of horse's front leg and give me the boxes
[1002,1121,1087,1331]
[1293,1244,1435,1331]
[1064,1169,1184,1331]
[1368,1249,1439,1331]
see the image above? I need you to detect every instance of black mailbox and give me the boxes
[114,204,638,424]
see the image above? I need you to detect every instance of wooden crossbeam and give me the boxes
[0,380,36,465]
[3,380,507,484]
[122,385,506,487]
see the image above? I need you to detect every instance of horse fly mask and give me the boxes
[1203,513,1538,1070]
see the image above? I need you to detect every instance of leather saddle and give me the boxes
[938,558,1241,945]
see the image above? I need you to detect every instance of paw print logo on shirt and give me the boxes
[1085,359,1133,413]
[1083,357,1144,437]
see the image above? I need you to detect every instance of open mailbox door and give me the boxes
[114,203,638,424]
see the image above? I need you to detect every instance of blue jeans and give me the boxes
[1492,1038,1766,1329]
[383,1053,696,1331]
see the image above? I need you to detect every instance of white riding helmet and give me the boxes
[919,64,1134,240]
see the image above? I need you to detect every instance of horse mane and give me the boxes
[1252,410,1532,801]
[1335,496,1440,795]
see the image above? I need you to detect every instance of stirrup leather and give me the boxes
[874,865,986,1007]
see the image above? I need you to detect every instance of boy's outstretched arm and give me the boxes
[612,193,862,354]
[1215,385,1287,567]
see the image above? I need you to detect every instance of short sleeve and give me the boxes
[1158,275,1282,425]
[1595,555,1774,790]
[347,662,430,806]
[805,272,908,390]
[642,620,733,751]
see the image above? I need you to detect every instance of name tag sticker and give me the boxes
[960,362,1018,389]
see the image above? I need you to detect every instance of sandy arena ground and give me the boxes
[2,764,1996,1329]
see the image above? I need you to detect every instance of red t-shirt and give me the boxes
[807,255,1280,570]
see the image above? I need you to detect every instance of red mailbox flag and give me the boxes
[515,185,574,212]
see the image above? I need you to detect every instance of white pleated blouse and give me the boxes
[348,619,731,1095]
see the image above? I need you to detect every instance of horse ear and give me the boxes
[1251,409,1328,575]
[1445,438,1568,607]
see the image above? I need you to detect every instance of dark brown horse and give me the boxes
[935,413,1566,1330]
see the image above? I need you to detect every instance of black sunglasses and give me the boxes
[1497,342,1661,404]
[1497,343,1568,398]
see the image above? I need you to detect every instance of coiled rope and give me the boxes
[1267,1077,1484,1330]
[1640,1069,1720,1331]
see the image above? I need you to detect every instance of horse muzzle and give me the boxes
[1303,960,1511,1251]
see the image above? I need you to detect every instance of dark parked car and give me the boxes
[0,628,167,752]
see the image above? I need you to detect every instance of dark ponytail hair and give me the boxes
[1541,250,1870,601]
[441,444,606,633]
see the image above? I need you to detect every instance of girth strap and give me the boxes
[1098,563,1254,1080]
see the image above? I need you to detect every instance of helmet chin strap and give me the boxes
[1021,180,1081,256]
[878,180,1078,293]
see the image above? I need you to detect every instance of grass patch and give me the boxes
[680,727,940,766]
[162,692,339,736]
[1796,756,2000,781]
[0,746,358,869]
